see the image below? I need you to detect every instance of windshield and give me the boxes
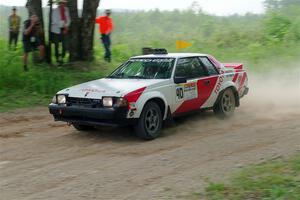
[108,58,175,79]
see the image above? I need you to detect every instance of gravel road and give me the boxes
[1,71,299,200]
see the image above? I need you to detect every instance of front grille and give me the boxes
[67,97,102,108]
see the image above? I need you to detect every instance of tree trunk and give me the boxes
[45,0,53,63]
[80,0,100,61]
[67,0,81,61]
[26,0,45,45]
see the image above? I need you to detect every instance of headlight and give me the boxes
[115,98,128,107]
[102,97,113,107]
[57,95,66,104]
[51,96,57,104]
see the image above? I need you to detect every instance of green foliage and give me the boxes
[264,12,292,42]
[107,1,300,66]
[205,154,300,200]
[0,39,108,112]
[263,0,300,43]
[264,0,300,9]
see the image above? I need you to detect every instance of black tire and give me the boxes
[72,123,95,131]
[214,88,236,118]
[134,101,163,140]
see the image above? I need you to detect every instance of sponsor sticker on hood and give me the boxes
[81,88,106,93]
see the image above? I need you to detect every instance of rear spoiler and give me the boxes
[223,63,243,70]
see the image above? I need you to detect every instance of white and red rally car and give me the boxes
[49,49,249,140]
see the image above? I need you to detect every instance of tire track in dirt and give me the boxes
[0,69,299,199]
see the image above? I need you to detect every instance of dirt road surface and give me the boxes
[1,71,300,200]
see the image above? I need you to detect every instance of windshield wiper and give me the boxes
[107,73,124,78]
[127,75,148,79]
[107,75,118,78]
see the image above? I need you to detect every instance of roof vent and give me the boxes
[142,48,168,55]
[153,48,168,55]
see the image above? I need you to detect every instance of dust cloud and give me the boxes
[245,67,300,118]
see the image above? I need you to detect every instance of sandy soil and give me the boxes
[0,70,300,200]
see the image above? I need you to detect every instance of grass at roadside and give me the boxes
[0,40,120,112]
[204,154,300,200]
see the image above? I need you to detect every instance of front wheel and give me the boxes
[134,101,163,140]
[214,88,236,118]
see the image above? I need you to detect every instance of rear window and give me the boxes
[199,57,219,75]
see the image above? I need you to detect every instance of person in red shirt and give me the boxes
[95,9,113,62]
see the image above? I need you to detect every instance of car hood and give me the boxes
[58,78,166,99]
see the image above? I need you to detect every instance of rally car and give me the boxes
[49,49,249,140]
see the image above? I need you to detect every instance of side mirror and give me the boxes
[174,76,187,84]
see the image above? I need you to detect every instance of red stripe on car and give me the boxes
[238,73,247,92]
[124,87,146,108]
[232,73,239,82]
[174,76,219,114]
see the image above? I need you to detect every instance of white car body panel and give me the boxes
[57,79,166,99]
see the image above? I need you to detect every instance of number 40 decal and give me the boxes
[176,86,184,100]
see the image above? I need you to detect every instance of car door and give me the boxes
[197,56,221,108]
[173,57,211,114]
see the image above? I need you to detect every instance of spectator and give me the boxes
[51,0,71,66]
[96,9,114,62]
[22,15,45,71]
[8,7,21,50]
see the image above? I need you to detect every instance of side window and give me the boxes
[175,57,207,79]
[199,57,219,75]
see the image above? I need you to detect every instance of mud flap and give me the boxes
[164,106,175,127]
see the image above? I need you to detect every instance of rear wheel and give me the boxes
[214,88,236,118]
[72,123,95,131]
[134,101,163,140]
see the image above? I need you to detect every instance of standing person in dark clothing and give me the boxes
[51,0,71,66]
[8,7,21,50]
[22,15,45,71]
[95,9,114,62]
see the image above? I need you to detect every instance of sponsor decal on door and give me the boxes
[176,82,198,101]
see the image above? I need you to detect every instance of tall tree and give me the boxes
[46,0,53,63]
[264,0,300,10]
[81,0,100,61]
[67,0,81,61]
[280,0,300,7]
[26,0,45,45]
[264,0,281,10]
[67,0,100,61]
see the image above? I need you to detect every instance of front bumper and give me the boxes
[49,104,137,127]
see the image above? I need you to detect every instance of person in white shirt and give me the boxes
[51,0,71,65]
